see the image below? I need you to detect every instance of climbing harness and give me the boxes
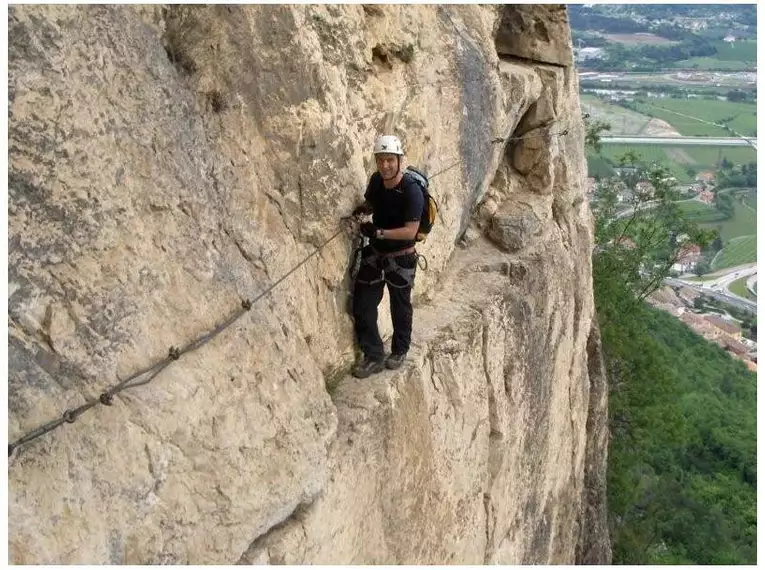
[356,246,419,289]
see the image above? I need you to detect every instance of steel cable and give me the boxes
[9,125,571,457]
[8,228,345,457]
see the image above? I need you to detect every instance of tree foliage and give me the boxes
[592,152,715,308]
[584,118,611,154]
[587,125,755,564]
[605,306,756,564]
[716,161,757,189]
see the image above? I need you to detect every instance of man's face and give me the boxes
[375,153,400,179]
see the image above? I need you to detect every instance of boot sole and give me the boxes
[385,357,406,370]
[352,364,385,378]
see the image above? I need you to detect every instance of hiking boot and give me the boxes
[352,356,385,379]
[385,352,407,370]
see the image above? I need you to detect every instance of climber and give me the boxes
[349,135,424,378]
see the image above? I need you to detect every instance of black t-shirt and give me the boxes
[364,171,424,253]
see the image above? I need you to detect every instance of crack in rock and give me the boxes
[236,500,314,565]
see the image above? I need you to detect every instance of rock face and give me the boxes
[495,5,574,66]
[8,5,610,564]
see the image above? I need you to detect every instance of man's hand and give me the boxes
[352,203,373,217]
[360,222,377,239]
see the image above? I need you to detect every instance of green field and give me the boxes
[631,102,729,137]
[587,153,616,178]
[693,192,757,272]
[728,275,756,300]
[701,197,757,242]
[678,40,757,72]
[711,235,757,270]
[581,94,656,136]
[682,146,757,167]
[599,144,670,164]
[712,40,757,62]
[631,99,757,137]
[743,192,756,211]
[724,115,757,138]
[597,144,693,182]
[591,144,756,182]
[676,57,754,71]
[677,200,728,223]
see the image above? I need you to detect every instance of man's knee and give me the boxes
[392,300,413,323]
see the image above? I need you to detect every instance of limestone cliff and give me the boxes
[8,5,610,564]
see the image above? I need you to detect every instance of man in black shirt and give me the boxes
[350,135,424,378]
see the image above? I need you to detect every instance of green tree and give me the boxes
[593,158,714,306]
[584,118,611,154]
[694,259,711,276]
[726,89,748,102]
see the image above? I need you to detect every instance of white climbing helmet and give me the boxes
[373,135,404,156]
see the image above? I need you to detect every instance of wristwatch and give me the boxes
[376,228,385,239]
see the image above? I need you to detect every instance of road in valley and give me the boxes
[601,136,757,148]
[666,277,757,314]
[667,262,757,314]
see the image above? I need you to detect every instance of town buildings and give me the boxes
[648,286,757,370]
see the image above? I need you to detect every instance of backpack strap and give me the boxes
[405,167,429,190]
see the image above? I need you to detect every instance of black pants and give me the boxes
[352,246,417,361]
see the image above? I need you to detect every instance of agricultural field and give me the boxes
[580,95,676,136]
[581,95,649,136]
[599,144,669,164]
[712,39,757,62]
[631,98,757,137]
[742,192,756,212]
[591,143,755,184]
[676,200,728,223]
[711,235,757,270]
[628,103,727,137]
[682,146,757,168]
[604,33,678,45]
[589,143,756,184]
[608,72,755,90]
[597,144,692,182]
[677,58,754,72]
[703,194,757,272]
[587,153,616,178]
[678,41,757,71]
[701,195,757,242]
